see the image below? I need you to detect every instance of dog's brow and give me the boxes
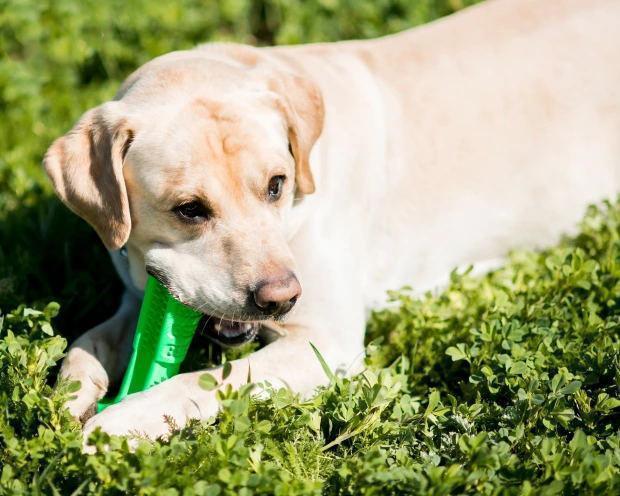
[158,182,214,210]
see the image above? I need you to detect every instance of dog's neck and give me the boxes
[109,247,144,300]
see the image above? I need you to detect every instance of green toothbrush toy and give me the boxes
[97,275,202,412]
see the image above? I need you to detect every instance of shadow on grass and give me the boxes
[0,190,122,344]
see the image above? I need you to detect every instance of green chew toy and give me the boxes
[97,275,202,412]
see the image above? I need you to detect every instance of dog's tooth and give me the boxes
[243,323,253,331]
[214,323,222,332]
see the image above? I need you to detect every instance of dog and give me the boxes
[44,0,620,441]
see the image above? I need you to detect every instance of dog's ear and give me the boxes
[43,102,133,250]
[270,73,324,195]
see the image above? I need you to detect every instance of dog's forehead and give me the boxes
[126,95,289,198]
[186,98,265,160]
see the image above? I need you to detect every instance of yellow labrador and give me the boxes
[45,0,620,440]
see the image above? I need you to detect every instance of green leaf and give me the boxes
[221,361,232,381]
[509,361,528,375]
[445,344,469,362]
[198,373,219,391]
[558,381,582,396]
[66,380,81,394]
[425,391,440,415]
[40,322,54,336]
[310,342,335,382]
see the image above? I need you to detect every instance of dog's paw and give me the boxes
[69,396,99,424]
[59,348,109,424]
[81,376,217,449]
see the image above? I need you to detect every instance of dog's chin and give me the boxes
[200,315,260,348]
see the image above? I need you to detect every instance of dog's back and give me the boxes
[369,0,620,293]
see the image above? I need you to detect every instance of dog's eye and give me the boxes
[173,201,210,222]
[268,175,285,201]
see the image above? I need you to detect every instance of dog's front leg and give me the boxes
[59,291,140,422]
[82,321,364,441]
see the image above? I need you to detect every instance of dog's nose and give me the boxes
[253,272,301,316]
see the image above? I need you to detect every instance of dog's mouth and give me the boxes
[143,268,261,347]
[200,315,260,347]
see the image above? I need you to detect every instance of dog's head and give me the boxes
[43,52,324,345]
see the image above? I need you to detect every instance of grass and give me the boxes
[1,200,619,494]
